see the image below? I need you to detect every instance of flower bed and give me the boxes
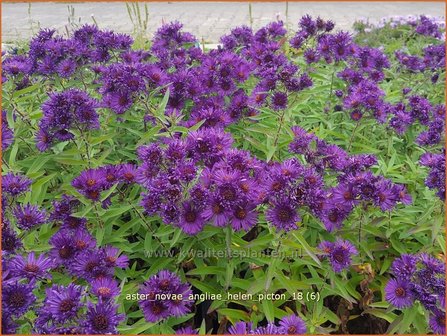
[1,14,445,335]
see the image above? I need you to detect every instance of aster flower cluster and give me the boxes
[1,14,444,335]
[290,16,393,123]
[138,128,269,235]
[2,192,128,334]
[2,25,132,82]
[72,164,136,202]
[91,20,314,121]
[287,126,411,232]
[355,15,445,40]
[138,270,193,323]
[387,95,445,147]
[36,88,99,151]
[395,43,445,74]
[419,150,446,200]
[385,254,445,334]
[228,314,306,334]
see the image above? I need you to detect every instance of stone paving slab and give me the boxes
[2,2,445,43]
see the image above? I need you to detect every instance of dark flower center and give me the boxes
[2,238,14,251]
[159,279,170,290]
[92,314,109,331]
[76,240,87,249]
[67,217,81,229]
[343,191,353,200]
[59,246,73,259]
[59,299,76,313]
[86,179,96,187]
[23,214,33,222]
[271,181,283,192]
[151,73,161,82]
[7,292,26,307]
[307,176,317,184]
[185,211,196,223]
[151,303,165,315]
[106,256,117,263]
[197,141,211,154]
[395,287,405,297]
[124,172,134,180]
[118,96,129,106]
[221,186,236,201]
[106,174,116,182]
[87,190,99,199]
[333,252,345,263]
[361,185,374,197]
[24,263,39,273]
[288,326,297,334]
[98,287,111,296]
[235,208,247,220]
[328,210,338,222]
[86,261,99,272]
[212,204,223,215]
[240,182,249,193]
[278,208,293,222]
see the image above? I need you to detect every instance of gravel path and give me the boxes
[2,2,445,42]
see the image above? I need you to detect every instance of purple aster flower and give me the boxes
[202,197,230,228]
[185,128,233,166]
[2,223,23,254]
[1,172,32,196]
[319,203,350,232]
[13,204,47,230]
[392,184,413,205]
[299,15,317,35]
[91,277,120,300]
[46,284,84,322]
[139,270,193,323]
[228,321,252,334]
[49,230,78,266]
[72,168,107,201]
[2,281,36,317]
[61,215,88,231]
[118,163,137,184]
[2,312,18,334]
[84,300,124,334]
[385,278,414,308]
[177,201,206,235]
[252,323,283,334]
[266,200,300,231]
[9,252,53,280]
[35,129,53,152]
[56,59,77,78]
[231,204,258,231]
[50,194,80,220]
[38,89,99,149]
[72,229,96,251]
[430,309,446,335]
[319,239,358,273]
[270,91,288,110]
[278,314,307,334]
[289,126,317,154]
[69,249,113,281]
[390,254,418,278]
[102,245,129,269]
[176,326,198,334]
